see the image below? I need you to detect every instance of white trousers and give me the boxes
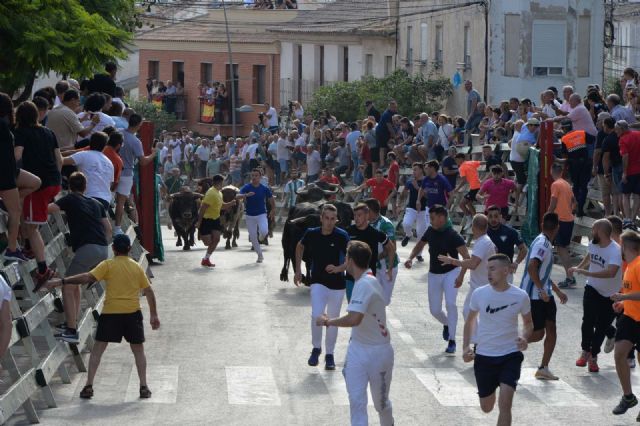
[402,207,428,239]
[427,268,461,340]
[377,262,398,306]
[344,340,394,426]
[310,283,345,354]
[245,213,268,257]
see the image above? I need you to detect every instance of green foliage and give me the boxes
[0,0,136,96]
[604,76,623,98]
[128,99,177,138]
[307,69,453,122]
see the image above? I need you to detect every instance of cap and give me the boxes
[526,118,540,126]
[112,234,131,252]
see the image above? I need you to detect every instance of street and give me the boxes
[8,228,640,426]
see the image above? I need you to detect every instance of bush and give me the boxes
[307,69,452,122]
[127,99,177,137]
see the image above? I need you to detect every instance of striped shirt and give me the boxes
[520,233,554,300]
[284,179,305,207]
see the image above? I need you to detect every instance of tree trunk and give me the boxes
[14,72,37,104]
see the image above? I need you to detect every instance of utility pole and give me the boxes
[221,0,237,139]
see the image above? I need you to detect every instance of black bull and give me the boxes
[168,192,199,250]
[279,201,354,284]
[220,186,242,249]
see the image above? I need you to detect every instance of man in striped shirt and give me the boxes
[520,212,568,380]
[283,169,305,208]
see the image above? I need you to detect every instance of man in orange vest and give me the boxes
[559,120,594,218]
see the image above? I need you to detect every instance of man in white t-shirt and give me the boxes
[520,212,568,380]
[64,132,114,210]
[168,136,182,168]
[463,253,533,426]
[276,130,291,183]
[569,219,622,372]
[264,102,279,133]
[316,241,394,426]
[306,145,322,183]
[194,139,211,179]
[439,214,496,321]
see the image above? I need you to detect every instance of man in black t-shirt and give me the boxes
[344,203,395,302]
[486,206,528,283]
[405,205,470,355]
[441,146,459,188]
[295,204,350,371]
[45,172,111,343]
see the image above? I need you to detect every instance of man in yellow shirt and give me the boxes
[42,234,160,400]
[195,174,238,267]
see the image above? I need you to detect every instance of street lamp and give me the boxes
[221,0,238,139]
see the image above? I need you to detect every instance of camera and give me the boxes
[258,112,265,121]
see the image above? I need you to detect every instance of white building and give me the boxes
[605,1,640,82]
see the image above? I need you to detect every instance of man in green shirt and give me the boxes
[364,198,399,305]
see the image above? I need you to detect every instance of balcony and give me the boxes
[150,93,187,121]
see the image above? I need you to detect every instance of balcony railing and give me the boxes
[150,93,187,121]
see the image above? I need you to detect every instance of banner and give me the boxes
[521,147,539,246]
[152,94,163,110]
[200,99,215,123]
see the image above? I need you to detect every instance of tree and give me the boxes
[127,99,177,138]
[0,0,136,101]
[307,69,453,122]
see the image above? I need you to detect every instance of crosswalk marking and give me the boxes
[317,370,373,406]
[411,368,479,407]
[518,368,597,407]
[125,364,179,403]
[226,367,281,406]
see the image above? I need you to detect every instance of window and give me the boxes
[435,24,443,66]
[420,23,429,63]
[172,61,184,85]
[384,56,393,76]
[463,24,471,69]
[343,46,349,82]
[504,14,520,76]
[406,25,413,66]
[365,54,373,76]
[577,15,591,77]
[253,65,266,104]
[148,60,159,80]
[532,20,566,77]
[200,63,212,85]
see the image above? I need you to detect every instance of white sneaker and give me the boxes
[535,367,559,380]
[604,336,615,354]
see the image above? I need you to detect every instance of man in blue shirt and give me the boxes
[417,160,452,228]
[375,100,397,171]
[239,169,276,263]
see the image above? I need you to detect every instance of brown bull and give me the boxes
[220,185,243,249]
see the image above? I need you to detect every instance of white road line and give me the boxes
[518,368,597,407]
[411,368,479,407]
[317,370,373,406]
[125,364,179,403]
[226,366,282,406]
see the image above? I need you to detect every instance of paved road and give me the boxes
[9,228,640,425]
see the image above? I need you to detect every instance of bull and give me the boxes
[220,185,243,249]
[295,182,340,203]
[279,200,353,284]
[168,189,201,250]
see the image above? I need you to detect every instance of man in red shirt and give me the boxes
[617,120,640,226]
[352,169,396,216]
[319,168,341,186]
[478,166,516,219]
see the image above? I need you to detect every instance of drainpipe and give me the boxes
[483,0,489,102]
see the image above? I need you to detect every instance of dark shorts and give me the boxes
[375,134,389,151]
[370,145,381,163]
[499,206,510,220]
[554,221,574,247]
[511,161,527,185]
[95,310,145,344]
[464,189,479,202]
[199,218,222,235]
[622,173,640,195]
[531,298,557,331]
[615,314,640,345]
[474,352,524,398]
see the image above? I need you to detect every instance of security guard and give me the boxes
[559,120,593,217]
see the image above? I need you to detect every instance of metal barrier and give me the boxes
[0,211,147,424]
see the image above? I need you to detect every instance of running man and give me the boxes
[520,212,568,380]
[486,205,528,284]
[41,234,160,399]
[405,205,470,354]
[196,174,238,267]
[240,168,276,263]
[397,163,428,255]
[295,204,350,370]
[365,198,400,305]
[611,230,640,418]
[316,241,394,426]
[417,160,452,225]
[351,169,396,216]
[453,153,482,230]
[569,218,621,373]
[548,163,577,288]
[463,254,533,426]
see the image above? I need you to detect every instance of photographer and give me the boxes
[264,102,279,134]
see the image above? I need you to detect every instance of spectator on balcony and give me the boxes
[175,81,185,120]
[165,81,176,114]
[146,78,153,101]
[216,84,228,124]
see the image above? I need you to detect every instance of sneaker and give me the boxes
[33,268,54,293]
[535,367,559,380]
[588,357,599,373]
[613,394,638,415]
[416,255,424,262]
[401,236,410,247]
[308,348,321,367]
[54,322,67,333]
[55,329,79,344]
[139,385,152,399]
[576,351,590,367]
[629,358,636,369]
[558,279,570,289]
[257,256,264,263]
[79,385,94,399]
[442,325,449,341]
[445,341,456,354]
[2,248,29,262]
[566,277,577,288]
[325,354,336,370]
[201,258,215,268]
[604,336,615,354]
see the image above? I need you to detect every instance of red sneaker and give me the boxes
[588,357,599,373]
[576,351,589,367]
[201,258,215,268]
